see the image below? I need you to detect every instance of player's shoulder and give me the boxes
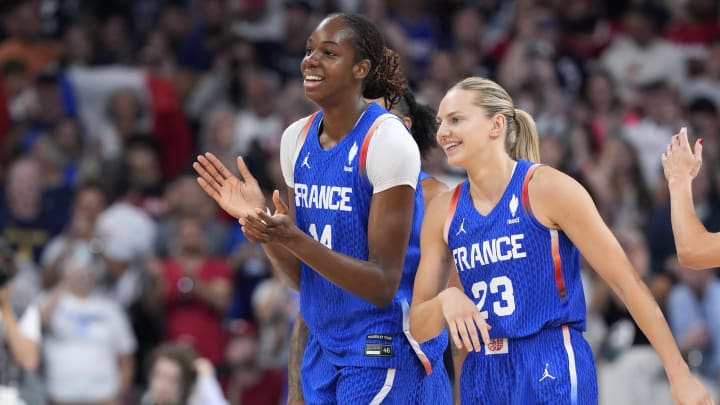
[282,113,316,140]
[528,164,583,196]
[427,186,457,220]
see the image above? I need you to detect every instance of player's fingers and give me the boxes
[678,126,688,145]
[446,320,463,350]
[198,155,225,182]
[273,190,288,215]
[464,318,482,352]
[694,138,704,161]
[193,160,220,188]
[474,312,491,346]
[196,177,220,200]
[240,225,267,244]
[202,152,231,180]
[455,320,474,352]
[255,206,273,221]
[236,156,257,184]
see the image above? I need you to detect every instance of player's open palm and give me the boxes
[193,153,265,219]
[670,371,714,405]
[439,286,491,353]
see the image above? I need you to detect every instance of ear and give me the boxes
[353,59,371,80]
[488,113,506,139]
[402,116,413,129]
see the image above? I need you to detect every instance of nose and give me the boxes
[302,50,319,70]
[436,121,450,141]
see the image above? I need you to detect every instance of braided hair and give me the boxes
[334,14,407,108]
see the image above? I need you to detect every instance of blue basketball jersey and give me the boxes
[293,103,446,369]
[445,159,586,339]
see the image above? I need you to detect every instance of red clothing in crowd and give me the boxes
[162,257,232,365]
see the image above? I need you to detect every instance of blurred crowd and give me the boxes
[0,0,719,404]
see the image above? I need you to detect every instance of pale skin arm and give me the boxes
[447,269,466,405]
[409,192,491,352]
[529,166,713,405]
[662,128,720,269]
[0,287,39,371]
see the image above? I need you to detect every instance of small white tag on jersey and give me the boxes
[484,338,509,355]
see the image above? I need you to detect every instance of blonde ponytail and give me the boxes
[509,108,540,162]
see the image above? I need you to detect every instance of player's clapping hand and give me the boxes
[439,287,491,353]
[193,152,266,219]
[669,370,714,405]
[240,190,301,245]
[662,127,703,184]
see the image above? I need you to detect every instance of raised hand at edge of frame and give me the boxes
[239,189,301,245]
[438,287,492,353]
[193,153,266,219]
[662,127,703,185]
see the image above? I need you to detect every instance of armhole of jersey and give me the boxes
[296,111,319,153]
[521,163,543,221]
[358,113,399,175]
[443,184,463,244]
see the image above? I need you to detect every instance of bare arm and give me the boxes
[287,314,308,405]
[662,129,720,269]
[244,185,417,307]
[0,290,39,371]
[530,166,712,404]
[447,270,466,405]
[409,192,455,342]
[260,189,302,291]
[409,192,490,354]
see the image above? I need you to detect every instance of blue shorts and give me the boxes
[461,325,597,405]
[302,334,452,404]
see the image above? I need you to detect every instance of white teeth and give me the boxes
[445,142,460,149]
[304,75,323,81]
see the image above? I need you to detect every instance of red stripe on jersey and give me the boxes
[521,163,541,216]
[444,184,463,243]
[550,229,568,300]
[298,111,319,146]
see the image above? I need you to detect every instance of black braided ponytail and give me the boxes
[334,14,406,107]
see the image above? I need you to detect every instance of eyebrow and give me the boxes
[438,110,462,119]
[306,38,340,46]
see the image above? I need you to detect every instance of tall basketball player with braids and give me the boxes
[194,14,451,404]
[409,77,713,405]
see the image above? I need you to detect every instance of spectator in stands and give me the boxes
[40,244,136,405]
[160,215,232,366]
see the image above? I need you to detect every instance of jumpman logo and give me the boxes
[301,152,311,169]
[455,218,467,236]
[538,363,556,382]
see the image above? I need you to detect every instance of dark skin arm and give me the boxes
[287,314,309,405]
[242,184,416,307]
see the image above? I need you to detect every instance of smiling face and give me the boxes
[436,88,504,168]
[300,16,368,106]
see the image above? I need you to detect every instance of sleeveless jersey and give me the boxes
[445,159,586,339]
[294,103,445,368]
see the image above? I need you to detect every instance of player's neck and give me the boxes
[320,97,368,141]
[466,156,516,204]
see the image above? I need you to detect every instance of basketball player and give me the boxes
[408,77,713,404]
[194,14,451,404]
[662,127,720,269]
